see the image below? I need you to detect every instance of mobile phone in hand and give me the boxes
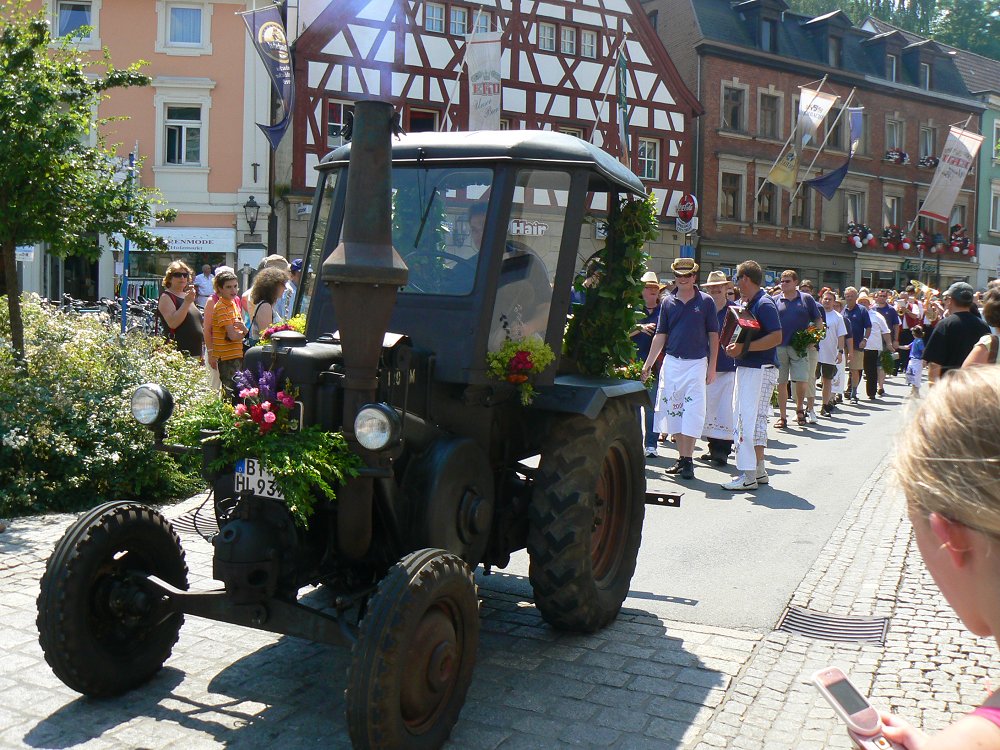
[812,667,902,749]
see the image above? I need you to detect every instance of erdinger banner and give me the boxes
[239,5,294,150]
[797,87,838,147]
[918,127,984,223]
[466,31,502,131]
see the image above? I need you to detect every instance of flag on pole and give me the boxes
[797,88,838,147]
[805,107,864,200]
[918,126,984,223]
[616,49,630,160]
[239,5,294,150]
[768,147,800,190]
[466,31,502,131]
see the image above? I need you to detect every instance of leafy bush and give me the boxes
[0,294,214,516]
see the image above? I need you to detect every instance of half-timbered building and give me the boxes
[277,0,702,272]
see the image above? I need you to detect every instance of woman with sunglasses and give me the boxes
[157,260,204,360]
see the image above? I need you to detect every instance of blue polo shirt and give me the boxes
[843,304,871,349]
[655,289,719,360]
[772,291,821,347]
[876,304,900,334]
[716,302,738,373]
[735,289,781,369]
[634,306,659,362]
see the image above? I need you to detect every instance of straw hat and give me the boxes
[670,257,699,275]
[640,271,661,287]
[701,270,729,287]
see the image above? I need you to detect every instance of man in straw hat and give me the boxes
[631,271,665,457]
[641,257,719,480]
[699,270,738,466]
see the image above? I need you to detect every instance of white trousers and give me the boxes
[733,365,778,472]
[702,370,736,440]
[654,355,708,438]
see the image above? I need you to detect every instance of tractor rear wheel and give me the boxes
[346,549,479,749]
[527,399,645,632]
[36,501,189,697]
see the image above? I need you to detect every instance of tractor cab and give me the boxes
[296,129,645,383]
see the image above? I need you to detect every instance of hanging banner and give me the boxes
[797,87,838,147]
[768,146,800,190]
[805,106,864,200]
[616,49,630,160]
[239,5,294,150]
[918,126,984,223]
[465,31,502,131]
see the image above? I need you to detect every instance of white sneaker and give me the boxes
[644,448,657,458]
[806,409,818,424]
[722,476,758,491]
[756,467,769,485]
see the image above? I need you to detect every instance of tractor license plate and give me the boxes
[234,458,284,500]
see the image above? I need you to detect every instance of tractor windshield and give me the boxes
[393,167,493,296]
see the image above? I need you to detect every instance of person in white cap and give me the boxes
[641,257,719,480]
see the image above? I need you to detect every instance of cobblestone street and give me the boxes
[1,453,998,749]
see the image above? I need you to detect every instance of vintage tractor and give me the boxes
[36,101,664,748]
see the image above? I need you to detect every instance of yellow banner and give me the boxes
[768,147,799,190]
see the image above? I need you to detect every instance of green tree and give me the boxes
[933,0,1000,59]
[0,1,175,358]
[787,0,939,33]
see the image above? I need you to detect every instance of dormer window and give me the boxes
[828,36,842,66]
[920,62,931,89]
[761,18,777,52]
[886,54,898,81]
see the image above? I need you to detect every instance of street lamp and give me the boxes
[243,196,260,235]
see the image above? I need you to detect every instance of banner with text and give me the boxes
[797,88,838,147]
[466,31,502,131]
[918,126,984,223]
[239,5,294,150]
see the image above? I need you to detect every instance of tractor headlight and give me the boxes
[354,403,401,451]
[131,384,174,428]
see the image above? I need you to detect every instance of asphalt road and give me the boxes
[480,374,908,634]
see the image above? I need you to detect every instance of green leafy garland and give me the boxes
[564,193,659,376]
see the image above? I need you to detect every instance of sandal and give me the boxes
[774,417,787,429]
[796,409,807,426]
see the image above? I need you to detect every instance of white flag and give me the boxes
[797,88,838,147]
[918,127,984,223]
[466,31,502,131]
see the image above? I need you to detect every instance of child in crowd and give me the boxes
[899,324,926,397]
[882,366,1000,748]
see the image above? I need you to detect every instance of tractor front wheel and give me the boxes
[527,399,645,632]
[346,549,479,749]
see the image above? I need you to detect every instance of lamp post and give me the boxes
[243,196,260,236]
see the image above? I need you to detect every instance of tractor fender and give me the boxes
[529,375,648,419]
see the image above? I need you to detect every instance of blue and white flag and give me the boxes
[616,49,630,160]
[239,5,294,150]
[805,107,863,200]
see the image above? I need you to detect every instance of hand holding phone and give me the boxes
[812,667,904,750]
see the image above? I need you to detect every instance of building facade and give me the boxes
[278,0,702,277]
[16,0,273,302]
[642,0,984,291]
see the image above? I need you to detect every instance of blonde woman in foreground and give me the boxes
[882,366,1000,748]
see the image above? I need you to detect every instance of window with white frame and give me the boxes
[424,3,445,33]
[581,30,597,59]
[473,10,491,33]
[165,106,202,165]
[885,118,903,150]
[760,18,777,52]
[155,2,212,54]
[326,100,354,149]
[991,191,1000,232]
[920,62,931,89]
[720,173,742,220]
[499,118,511,130]
[756,178,777,224]
[993,122,1000,162]
[857,112,871,154]
[561,27,576,55]
[828,36,842,66]
[557,126,585,139]
[886,54,898,81]
[845,190,864,229]
[638,138,660,181]
[791,189,811,229]
[450,7,467,35]
[883,195,901,227]
[759,93,781,139]
[55,1,92,38]
[722,85,745,131]
[919,125,936,158]
[950,204,967,227]
[538,23,555,51]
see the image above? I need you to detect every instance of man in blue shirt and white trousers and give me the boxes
[642,257,719,480]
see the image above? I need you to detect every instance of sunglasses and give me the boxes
[675,272,695,279]
[171,272,190,278]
